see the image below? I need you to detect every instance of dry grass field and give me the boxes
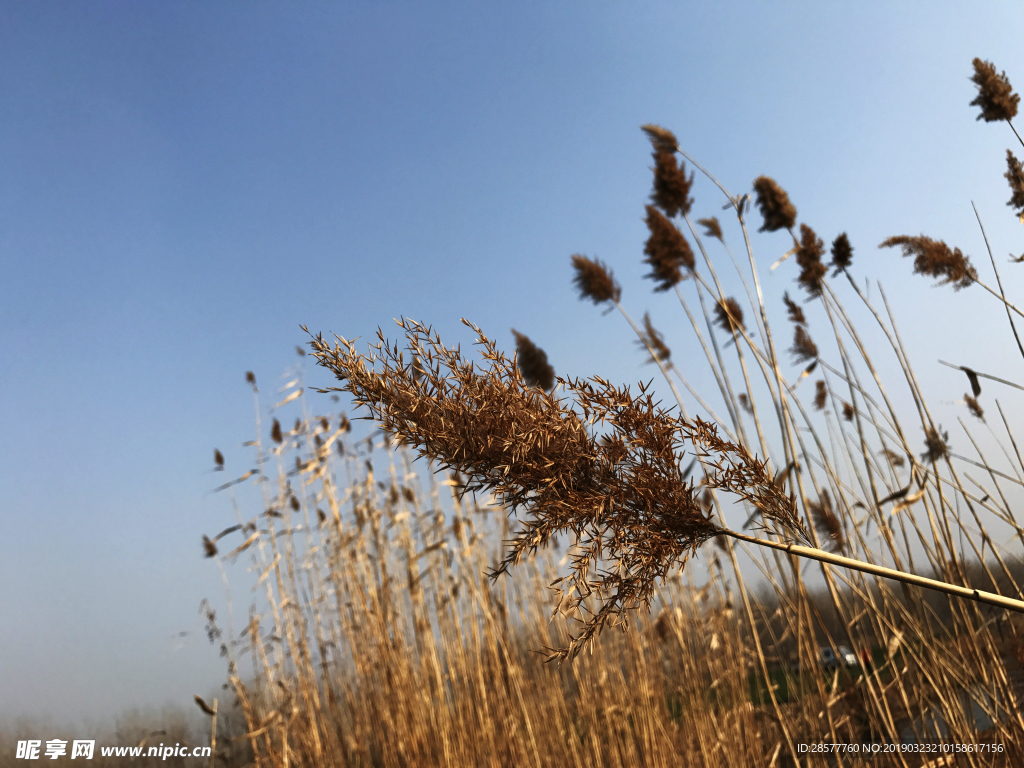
[8,55,1024,768]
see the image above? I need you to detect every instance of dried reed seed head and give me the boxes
[402,486,415,503]
[789,325,818,365]
[295,345,305,357]
[1006,150,1024,213]
[214,449,224,468]
[339,414,351,433]
[571,254,622,305]
[879,235,978,290]
[813,380,827,411]
[783,291,806,326]
[921,426,950,463]
[880,447,906,467]
[752,176,797,232]
[270,418,283,444]
[650,150,695,219]
[511,329,555,391]
[203,535,218,558]
[245,371,257,392]
[738,393,754,414]
[970,58,1020,122]
[319,417,329,431]
[796,224,827,298]
[965,394,985,421]
[294,417,302,432]
[714,297,745,335]
[637,312,671,364]
[290,495,300,511]
[194,695,217,717]
[830,232,854,276]
[697,216,723,242]
[809,491,844,553]
[314,434,322,448]
[641,124,679,153]
[317,508,327,524]
[842,402,855,422]
[643,205,695,291]
[307,318,725,662]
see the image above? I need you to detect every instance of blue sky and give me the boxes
[3,1,1024,728]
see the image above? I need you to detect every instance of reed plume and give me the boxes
[643,205,695,290]
[795,224,827,298]
[649,150,694,219]
[813,380,827,411]
[640,123,679,154]
[880,447,906,468]
[752,176,797,232]
[307,319,821,661]
[970,57,1020,123]
[714,297,745,336]
[782,291,806,326]
[637,312,671,364]
[511,329,555,392]
[965,393,985,421]
[696,216,723,242]
[879,235,978,290]
[830,232,854,275]
[642,125,693,219]
[571,254,622,305]
[789,325,818,365]
[921,425,950,463]
[1006,150,1024,214]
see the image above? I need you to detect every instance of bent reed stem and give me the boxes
[720,528,1024,614]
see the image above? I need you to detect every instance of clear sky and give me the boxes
[3,1,1024,728]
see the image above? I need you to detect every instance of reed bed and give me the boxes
[201,57,1024,767]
